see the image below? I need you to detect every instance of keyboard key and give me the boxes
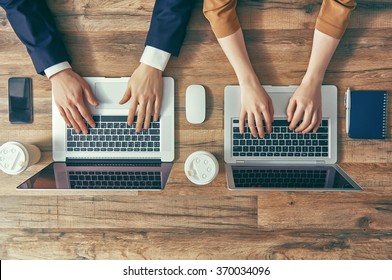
[101,116,127,122]
[149,129,160,135]
[317,127,328,133]
[273,120,290,126]
[68,142,76,147]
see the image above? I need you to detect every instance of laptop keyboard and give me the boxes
[68,170,162,189]
[233,168,327,188]
[66,116,160,152]
[232,119,329,158]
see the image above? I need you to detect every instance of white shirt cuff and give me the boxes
[44,62,72,79]
[140,46,171,71]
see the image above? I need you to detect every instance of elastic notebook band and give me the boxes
[382,92,388,138]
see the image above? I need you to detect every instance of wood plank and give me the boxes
[0,195,257,229]
[1,1,391,32]
[258,163,392,230]
[1,228,391,259]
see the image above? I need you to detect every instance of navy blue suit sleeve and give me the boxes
[145,0,196,56]
[1,0,71,74]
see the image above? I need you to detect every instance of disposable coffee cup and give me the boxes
[184,151,219,185]
[0,141,41,175]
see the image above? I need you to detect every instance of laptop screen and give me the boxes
[17,162,173,190]
[229,165,362,191]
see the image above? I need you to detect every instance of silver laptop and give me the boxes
[17,77,174,190]
[224,85,362,191]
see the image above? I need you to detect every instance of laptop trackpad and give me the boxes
[93,82,128,109]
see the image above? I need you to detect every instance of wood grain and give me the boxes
[0,0,392,259]
[1,228,391,259]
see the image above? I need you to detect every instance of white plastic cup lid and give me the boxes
[0,142,29,175]
[184,151,219,185]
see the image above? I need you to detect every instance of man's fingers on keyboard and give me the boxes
[136,103,146,132]
[154,97,161,121]
[119,82,132,104]
[58,106,72,127]
[78,104,95,128]
[127,98,138,125]
[82,83,99,106]
[71,108,89,134]
[65,108,81,134]
[144,102,154,129]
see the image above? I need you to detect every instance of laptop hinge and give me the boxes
[66,158,161,167]
[235,161,245,164]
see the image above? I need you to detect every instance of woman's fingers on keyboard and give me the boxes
[286,98,296,123]
[255,113,265,138]
[239,110,246,134]
[296,109,312,132]
[262,108,273,134]
[247,114,258,138]
[313,111,322,133]
[289,105,304,131]
[301,112,319,134]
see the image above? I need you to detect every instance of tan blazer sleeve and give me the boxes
[316,0,357,39]
[203,0,241,38]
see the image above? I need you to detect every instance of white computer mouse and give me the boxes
[186,84,206,124]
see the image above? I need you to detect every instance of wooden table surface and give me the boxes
[1,0,392,259]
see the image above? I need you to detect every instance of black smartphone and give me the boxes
[8,77,33,124]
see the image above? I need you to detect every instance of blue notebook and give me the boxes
[345,89,388,139]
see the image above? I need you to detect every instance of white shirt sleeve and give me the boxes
[140,46,171,71]
[44,61,72,79]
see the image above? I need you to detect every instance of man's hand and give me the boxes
[240,79,274,138]
[287,78,322,133]
[50,69,98,134]
[119,63,163,132]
